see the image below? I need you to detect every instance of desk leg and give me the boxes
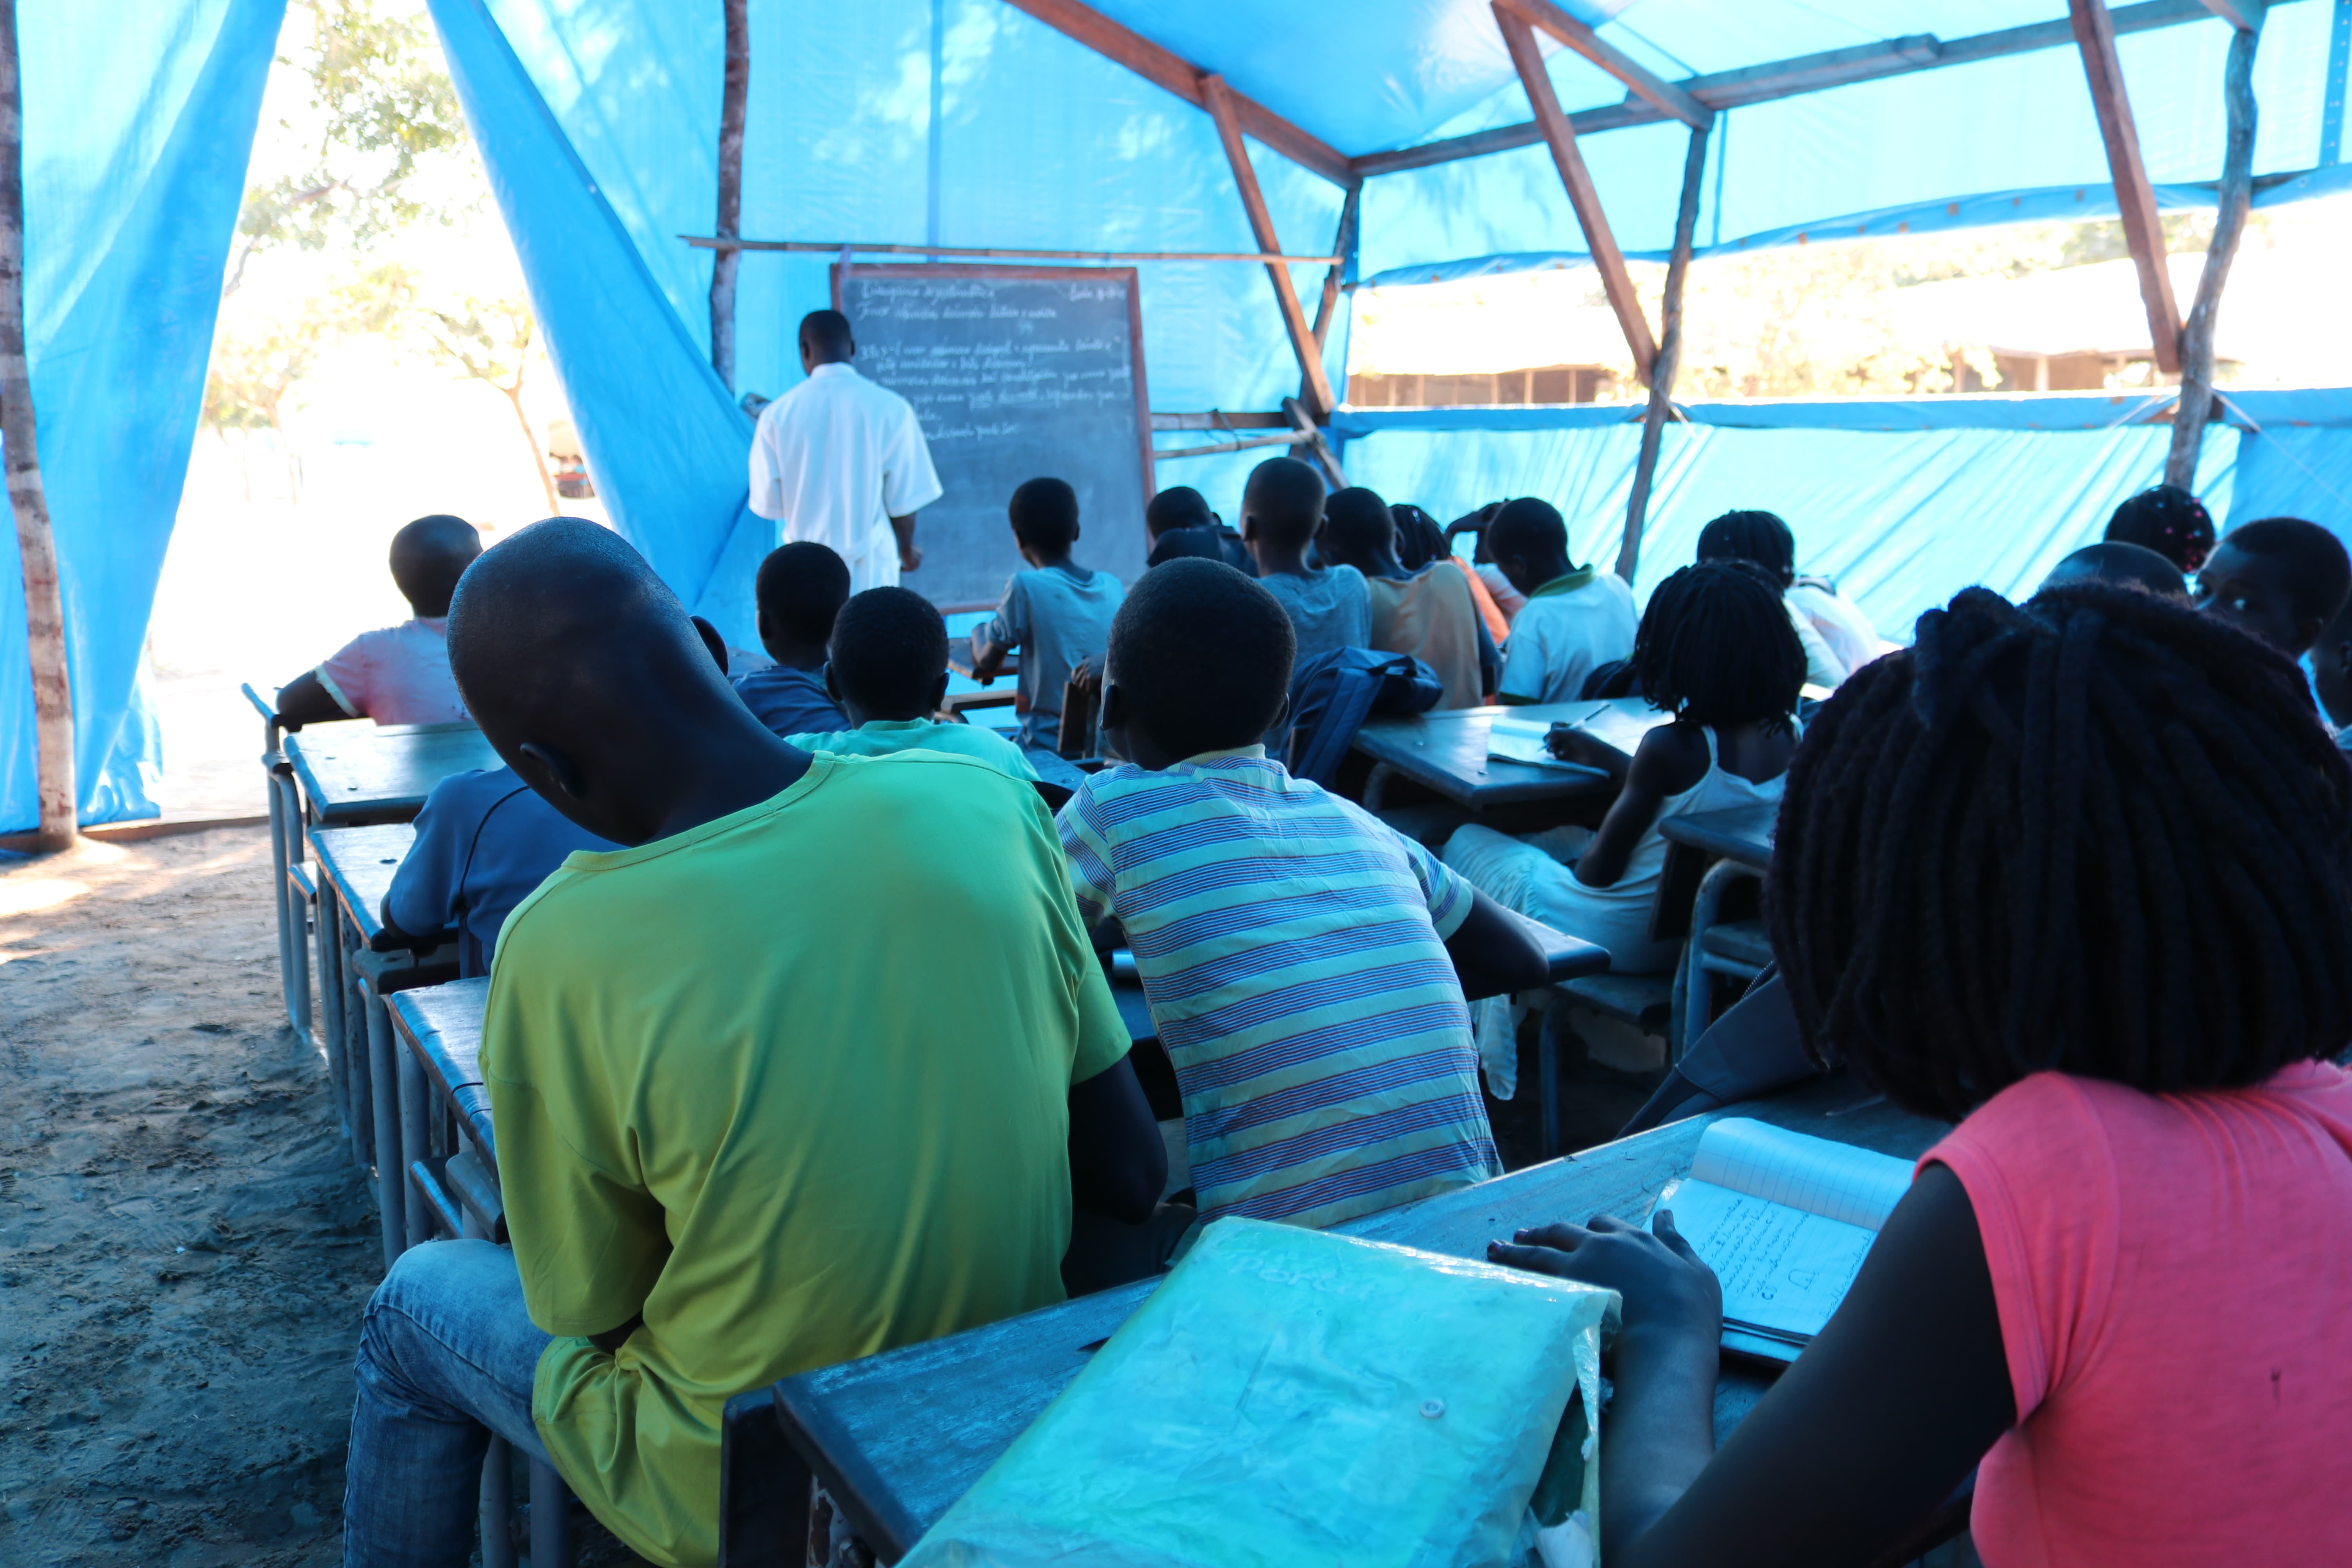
[480,1436,516,1568]
[315,882,348,1142]
[282,866,315,1050]
[364,981,406,1270]
[345,952,374,1172]
[1363,762,1394,813]
[530,1459,572,1568]
[266,767,296,1031]
[398,1044,434,1252]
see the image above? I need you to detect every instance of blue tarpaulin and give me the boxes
[13,0,2352,824]
[0,0,284,829]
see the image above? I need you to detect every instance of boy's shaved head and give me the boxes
[1487,497,1568,564]
[1241,456,1326,550]
[829,587,949,720]
[448,518,725,755]
[389,514,481,618]
[1320,486,1395,561]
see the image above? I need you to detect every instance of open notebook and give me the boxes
[1653,1118,1916,1362]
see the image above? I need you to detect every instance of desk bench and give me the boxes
[721,1073,1952,1565]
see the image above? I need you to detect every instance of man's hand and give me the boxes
[890,512,922,573]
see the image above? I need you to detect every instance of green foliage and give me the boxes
[228,0,469,288]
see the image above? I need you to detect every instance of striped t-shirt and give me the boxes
[1058,748,1500,1230]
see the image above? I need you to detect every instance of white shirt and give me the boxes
[1789,580,1884,679]
[747,362,944,590]
[1497,570,1638,705]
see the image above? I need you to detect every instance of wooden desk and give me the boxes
[1660,808,1772,873]
[309,823,419,945]
[740,1074,1946,1563]
[284,721,500,827]
[1353,700,1664,811]
[388,977,497,1167]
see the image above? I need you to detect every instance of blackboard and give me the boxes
[832,264,1152,610]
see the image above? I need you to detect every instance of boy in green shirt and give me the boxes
[788,585,1040,781]
[341,520,1161,1568]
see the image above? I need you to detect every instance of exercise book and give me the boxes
[1654,1118,1915,1362]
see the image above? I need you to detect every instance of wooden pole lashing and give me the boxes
[710,0,748,392]
[2167,20,2261,489]
[1494,1,1658,383]
[0,0,72,852]
[1618,123,1710,587]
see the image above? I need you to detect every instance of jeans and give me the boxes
[344,1239,554,1568]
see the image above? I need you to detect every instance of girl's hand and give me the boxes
[1489,1211,1723,1349]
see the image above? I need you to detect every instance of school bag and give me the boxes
[1284,647,1444,786]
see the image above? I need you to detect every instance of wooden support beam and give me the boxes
[1618,125,1709,586]
[2069,0,2183,376]
[1495,0,1711,129]
[1495,2,1657,382]
[1201,74,1340,421]
[2168,22,2261,486]
[1282,397,1348,489]
[1352,0,2240,180]
[2197,0,2267,28]
[1309,185,1361,353]
[708,0,748,392]
[1150,411,1289,430]
[994,0,1352,185]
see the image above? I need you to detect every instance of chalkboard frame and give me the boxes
[831,262,1155,609]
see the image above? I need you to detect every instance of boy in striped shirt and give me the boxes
[1058,559,1544,1257]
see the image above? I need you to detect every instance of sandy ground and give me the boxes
[0,828,372,1564]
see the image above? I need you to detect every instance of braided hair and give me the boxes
[2105,484,2216,574]
[1635,561,1806,733]
[1695,509,1797,589]
[1767,584,2352,1121]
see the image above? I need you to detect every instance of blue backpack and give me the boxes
[1284,647,1444,786]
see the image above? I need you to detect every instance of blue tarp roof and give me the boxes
[8,0,2352,828]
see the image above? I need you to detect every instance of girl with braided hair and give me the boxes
[1441,560,1806,972]
[1489,584,2352,1568]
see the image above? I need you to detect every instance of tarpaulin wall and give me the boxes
[0,0,285,830]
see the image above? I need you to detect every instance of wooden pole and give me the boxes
[2068,0,2183,376]
[1201,74,1339,421]
[1618,124,1709,586]
[1308,185,1360,354]
[709,0,748,392]
[2167,20,2261,489]
[1494,0,1713,129]
[0,2,70,853]
[1494,1,1658,383]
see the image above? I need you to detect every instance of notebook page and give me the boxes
[1657,1177,1877,1351]
[1488,713,1603,771]
[1688,1118,1915,1232]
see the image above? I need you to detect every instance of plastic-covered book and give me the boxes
[897,1218,1617,1568]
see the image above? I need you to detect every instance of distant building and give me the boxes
[1349,364,1617,407]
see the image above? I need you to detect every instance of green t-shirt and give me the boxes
[483,751,1129,1567]
[786,716,1040,781]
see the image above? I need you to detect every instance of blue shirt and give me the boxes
[384,767,618,977]
[1057,748,1495,1230]
[732,663,848,739]
[982,565,1123,750]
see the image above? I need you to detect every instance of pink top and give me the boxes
[1925,1062,2352,1568]
[315,618,467,727]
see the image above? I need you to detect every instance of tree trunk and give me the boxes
[502,382,561,515]
[710,0,748,392]
[2165,21,2260,490]
[1617,123,1710,586]
[0,1,73,852]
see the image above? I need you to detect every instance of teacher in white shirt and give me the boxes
[748,309,944,592]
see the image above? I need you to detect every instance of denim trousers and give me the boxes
[343,1238,554,1568]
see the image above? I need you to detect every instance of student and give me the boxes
[2314,595,2352,753]
[2104,481,2216,577]
[2192,515,2352,659]
[1693,509,1872,688]
[1241,456,1368,661]
[380,771,617,977]
[1059,558,1544,1261]
[1144,484,1254,575]
[275,514,480,729]
[1443,502,1530,624]
[1397,501,1512,646]
[731,541,852,738]
[1319,485,1492,708]
[788,587,1038,780]
[2038,540,2189,597]
[1487,497,1636,705]
[1445,562,1804,972]
[1489,583,2352,1568]
[971,477,1124,752]
[341,519,1162,1568]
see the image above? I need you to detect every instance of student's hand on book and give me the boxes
[1488,1212,1722,1350]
